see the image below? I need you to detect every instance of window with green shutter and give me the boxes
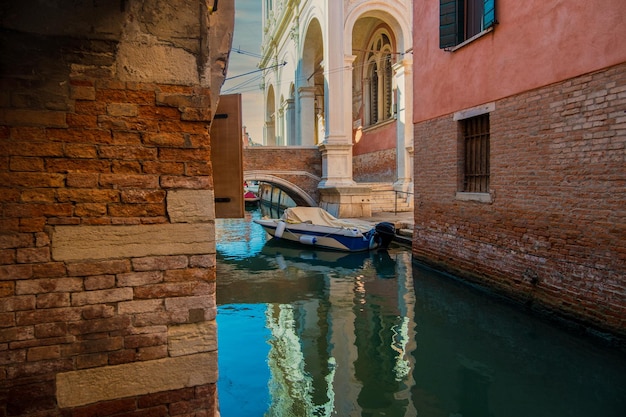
[440,0,497,49]
[483,0,496,28]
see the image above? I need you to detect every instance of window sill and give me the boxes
[363,118,396,133]
[455,192,493,203]
[445,26,494,52]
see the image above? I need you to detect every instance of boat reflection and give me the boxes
[261,239,397,275]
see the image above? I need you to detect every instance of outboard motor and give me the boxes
[374,222,395,249]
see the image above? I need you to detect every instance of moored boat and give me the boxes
[254,206,395,252]
[244,190,260,205]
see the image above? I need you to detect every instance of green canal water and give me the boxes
[216,208,626,417]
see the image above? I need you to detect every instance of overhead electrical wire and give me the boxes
[225,61,286,81]
[224,47,402,95]
[231,46,264,59]
[223,47,286,94]
[222,73,264,95]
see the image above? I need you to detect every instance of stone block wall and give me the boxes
[413,63,626,337]
[0,1,234,415]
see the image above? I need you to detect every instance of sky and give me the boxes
[221,0,265,144]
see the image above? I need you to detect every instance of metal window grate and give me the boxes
[463,113,490,193]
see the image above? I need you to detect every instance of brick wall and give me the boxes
[59,384,216,417]
[413,63,626,337]
[353,149,396,182]
[353,120,397,183]
[1,1,234,415]
[243,146,322,204]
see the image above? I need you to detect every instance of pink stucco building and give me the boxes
[412,0,626,337]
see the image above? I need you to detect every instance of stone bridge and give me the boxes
[243,146,322,206]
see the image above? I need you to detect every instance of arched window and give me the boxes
[364,29,395,127]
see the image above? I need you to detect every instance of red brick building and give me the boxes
[412,0,626,336]
[0,1,233,415]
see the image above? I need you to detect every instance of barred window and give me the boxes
[462,114,490,193]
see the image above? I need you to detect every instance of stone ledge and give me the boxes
[56,351,217,408]
[51,223,215,261]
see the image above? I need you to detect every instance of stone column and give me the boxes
[277,105,285,145]
[298,86,316,146]
[318,3,371,217]
[286,98,296,145]
[265,118,276,146]
[393,56,414,196]
[0,1,234,416]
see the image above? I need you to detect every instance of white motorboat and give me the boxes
[254,207,395,252]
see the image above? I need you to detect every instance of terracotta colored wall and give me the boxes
[0,1,234,415]
[353,121,396,155]
[412,63,626,337]
[352,121,397,182]
[413,0,626,122]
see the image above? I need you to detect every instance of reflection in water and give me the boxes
[216,209,626,417]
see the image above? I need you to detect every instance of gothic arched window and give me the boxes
[364,29,395,127]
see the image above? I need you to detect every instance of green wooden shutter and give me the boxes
[440,0,459,49]
[483,0,496,29]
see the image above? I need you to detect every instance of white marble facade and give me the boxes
[260,0,413,215]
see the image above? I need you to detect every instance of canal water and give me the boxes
[216,208,626,417]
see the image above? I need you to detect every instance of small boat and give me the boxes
[254,206,395,252]
[244,190,260,205]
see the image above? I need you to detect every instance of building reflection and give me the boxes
[217,214,626,417]
[218,236,418,416]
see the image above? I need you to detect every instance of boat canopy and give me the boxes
[281,207,373,233]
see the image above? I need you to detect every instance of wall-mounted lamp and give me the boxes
[208,0,219,14]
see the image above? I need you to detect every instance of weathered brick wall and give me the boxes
[413,63,626,337]
[353,120,397,182]
[0,1,233,416]
[59,384,216,417]
[243,146,322,204]
[353,149,396,182]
